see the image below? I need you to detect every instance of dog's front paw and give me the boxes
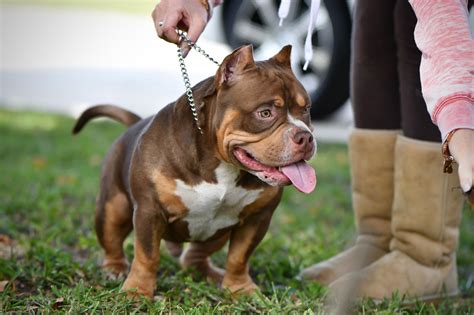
[121,276,155,299]
[222,275,259,296]
[102,257,129,278]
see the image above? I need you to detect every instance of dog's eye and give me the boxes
[303,106,311,114]
[259,109,272,119]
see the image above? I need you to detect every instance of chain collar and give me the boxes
[176,29,220,135]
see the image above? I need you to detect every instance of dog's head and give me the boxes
[210,45,316,193]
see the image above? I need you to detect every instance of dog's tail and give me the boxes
[72,104,141,134]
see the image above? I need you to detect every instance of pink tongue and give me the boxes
[281,161,317,194]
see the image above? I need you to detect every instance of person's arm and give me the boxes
[152,0,222,55]
[409,0,474,193]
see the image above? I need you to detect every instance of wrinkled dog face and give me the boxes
[213,45,317,192]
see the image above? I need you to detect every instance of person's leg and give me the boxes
[395,0,441,142]
[351,1,401,129]
[328,1,464,302]
[300,0,399,284]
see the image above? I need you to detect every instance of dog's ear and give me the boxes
[217,45,256,87]
[270,45,292,68]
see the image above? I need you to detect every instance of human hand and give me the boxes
[152,0,210,56]
[448,128,474,205]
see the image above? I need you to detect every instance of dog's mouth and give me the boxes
[233,147,317,194]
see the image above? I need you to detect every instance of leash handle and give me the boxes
[175,29,220,135]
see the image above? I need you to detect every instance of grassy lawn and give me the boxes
[0,0,157,14]
[0,108,473,313]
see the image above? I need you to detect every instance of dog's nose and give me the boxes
[292,130,314,147]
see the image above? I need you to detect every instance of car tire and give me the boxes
[222,0,351,120]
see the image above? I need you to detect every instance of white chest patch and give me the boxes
[175,163,263,241]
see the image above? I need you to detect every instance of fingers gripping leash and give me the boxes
[176,29,220,135]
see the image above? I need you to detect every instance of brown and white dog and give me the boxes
[73,45,316,297]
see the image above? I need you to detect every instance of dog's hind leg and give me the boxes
[180,233,230,284]
[96,187,133,276]
[164,241,183,258]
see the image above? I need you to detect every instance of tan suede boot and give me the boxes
[299,129,398,285]
[329,136,465,302]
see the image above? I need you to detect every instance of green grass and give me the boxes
[0,108,473,313]
[0,0,157,15]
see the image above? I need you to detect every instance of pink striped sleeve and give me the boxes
[409,0,474,141]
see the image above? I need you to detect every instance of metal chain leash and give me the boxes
[176,29,220,135]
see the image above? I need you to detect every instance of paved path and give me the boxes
[1,4,353,142]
